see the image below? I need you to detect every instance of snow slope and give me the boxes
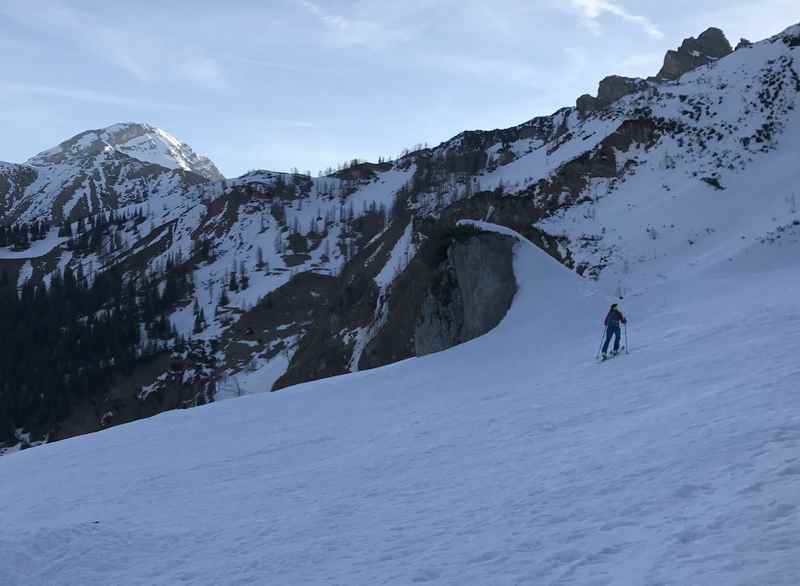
[2,225,799,585]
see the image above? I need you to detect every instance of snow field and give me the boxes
[1,230,799,585]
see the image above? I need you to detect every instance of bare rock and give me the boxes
[415,232,516,356]
[655,27,733,81]
[577,76,648,115]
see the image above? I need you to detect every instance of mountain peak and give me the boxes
[575,27,737,115]
[27,122,224,181]
[655,27,733,81]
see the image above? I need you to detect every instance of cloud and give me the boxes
[0,0,227,89]
[175,52,226,89]
[570,0,664,39]
[293,0,412,47]
[296,0,353,31]
[0,82,192,111]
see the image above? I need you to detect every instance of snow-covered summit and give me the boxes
[0,123,224,225]
[27,122,224,181]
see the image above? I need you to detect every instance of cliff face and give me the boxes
[416,232,517,357]
[655,27,733,81]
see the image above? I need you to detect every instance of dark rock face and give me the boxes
[656,27,733,81]
[576,76,648,115]
[597,76,645,105]
[415,233,517,356]
[736,38,753,50]
[414,266,463,357]
[576,94,600,115]
[274,206,416,389]
[577,28,733,115]
[0,164,38,224]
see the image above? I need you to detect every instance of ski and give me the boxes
[598,348,627,362]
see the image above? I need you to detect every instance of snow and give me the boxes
[218,351,292,399]
[479,115,621,193]
[347,166,415,212]
[0,228,67,260]
[457,219,529,242]
[374,220,414,288]
[15,260,32,287]
[2,215,800,584]
[27,122,222,181]
[536,61,800,291]
[0,122,223,226]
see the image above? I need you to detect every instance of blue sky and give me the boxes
[1,0,799,177]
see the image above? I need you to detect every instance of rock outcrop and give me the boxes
[415,231,516,356]
[577,75,648,115]
[577,28,734,115]
[655,27,733,81]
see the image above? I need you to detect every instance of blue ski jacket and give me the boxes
[604,308,626,328]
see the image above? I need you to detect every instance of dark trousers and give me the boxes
[603,325,621,354]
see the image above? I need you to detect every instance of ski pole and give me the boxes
[624,323,629,354]
[596,326,607,358]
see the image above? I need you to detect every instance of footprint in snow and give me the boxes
[411,567,441,583]
[764,503,796,522]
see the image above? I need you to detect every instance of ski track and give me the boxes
[1,236,799,585]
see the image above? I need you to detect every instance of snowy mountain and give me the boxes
[27,122,223,180]
[0,22,798,449]
[0,122,220,225]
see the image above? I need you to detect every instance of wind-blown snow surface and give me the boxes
[2,227,800,585]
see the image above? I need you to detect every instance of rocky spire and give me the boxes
[655,27,733,81]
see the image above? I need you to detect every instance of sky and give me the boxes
[1,0,799,178]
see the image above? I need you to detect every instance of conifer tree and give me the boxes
[255,246,265,270]
[219,287,230,307]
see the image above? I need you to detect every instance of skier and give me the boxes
[601,303,626,359]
